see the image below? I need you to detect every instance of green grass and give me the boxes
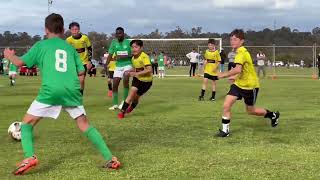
[0,67,319,179]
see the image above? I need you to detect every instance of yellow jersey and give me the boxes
[234,46,260,89]
[108,53,116,71]
[66,34,91,65]
[204,49,221,76]
[132,52,152,82]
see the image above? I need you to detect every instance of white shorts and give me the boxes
[114,65,133,78]
[27,100,86,119]
[9,71,17,76]
[158,67,165,71]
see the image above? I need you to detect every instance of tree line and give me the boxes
[2,26,320,64]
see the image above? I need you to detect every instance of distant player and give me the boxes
[158,51,165,78]
[66,22,92,95]
[107,27,132,110]
[217,29,280,137]
[118,40,153,119]
[8,61,18,86]
[199,39,221,101]
[4,14,120,175]
[151,51,158,75]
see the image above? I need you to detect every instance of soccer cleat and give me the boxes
[13,155,39,175]
[126,106,134,114]
[216,129,230,137]
[118,101,124,109]
[108,105,119,111]
[108,90,112,97]
[103,157,121,170]
[209,97,216,101]
[198,96,204,101]
[117,112,125,119]
[270,111,280,127]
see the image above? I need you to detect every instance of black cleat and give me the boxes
[216,129,230,137]
[270,111,280,127]
[198,96,204,101]
[209,97,215,101]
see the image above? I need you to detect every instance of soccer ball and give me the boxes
[8,122,22,141]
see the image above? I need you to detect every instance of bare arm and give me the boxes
[3,48,25,67]
[218,64,242,79]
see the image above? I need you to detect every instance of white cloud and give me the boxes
[157,0,297,11]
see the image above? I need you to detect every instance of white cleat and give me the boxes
[108,105,119,111]
[118,101,124,109]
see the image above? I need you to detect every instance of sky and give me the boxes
[0,0,319,36]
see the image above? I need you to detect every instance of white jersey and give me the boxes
[186,52,200,63]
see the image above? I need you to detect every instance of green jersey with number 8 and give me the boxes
[21,37,85,106]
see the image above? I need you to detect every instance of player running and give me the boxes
[66,22,92,95]
[117,40,153,119]
[199,39,221,101]
[217,29,280,137]
[107,27,133,110]
[8,61,18,86]
[4,14,120,175]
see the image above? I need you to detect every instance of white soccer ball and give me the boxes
[8,122,22,141]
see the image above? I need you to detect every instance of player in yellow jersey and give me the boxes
[199,39,221,101]
[117,40,153,119]
[107,53,116,97]
[66,22,92,95]
[217,29,280,137]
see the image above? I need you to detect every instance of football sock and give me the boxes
[121,102,130,112]
[21,124,34,158]
[212,91,216,99]
[124,88,129,100]
[84,126,112,161]
[200,89,205,97]
[108,83,112,91]
[80,89,84,95]
[222,117,230,133]
[113,92,119,105]
[264,109,274,119]
[131,101,139,109]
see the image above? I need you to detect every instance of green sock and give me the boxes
[83,126,112,161]
[113,92,119,105]
[124,88,129,100]
[21,124,34,158]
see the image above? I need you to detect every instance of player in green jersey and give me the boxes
[4,13,120,176]
[107,27,133,110]
[8,61,18,86]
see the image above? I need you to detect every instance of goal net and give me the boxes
[131,38,222,76]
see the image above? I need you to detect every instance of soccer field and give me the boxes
[0,67,319,179]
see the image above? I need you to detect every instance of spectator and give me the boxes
[219,48,226,72]
[186,48,200,77]
[151,51,158,75]
[227,48,236,70]
[198,51,204,75]
[256,51,267,78]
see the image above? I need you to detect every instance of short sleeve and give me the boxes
[143,55,151,66]
[85,36,92,47]
[21,43,39,68]
[234,52,245,65]
[108,41,115,54]
[74,49,85,73]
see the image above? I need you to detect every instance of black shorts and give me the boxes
[108,71,114,79]
[204,73,219,81]
[227,84,259,106]
[132,77,152,96]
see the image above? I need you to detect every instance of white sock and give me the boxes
[222,116,230,133]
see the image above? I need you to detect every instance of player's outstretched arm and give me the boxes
[218,64,242,79]
[3,48,25,67]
